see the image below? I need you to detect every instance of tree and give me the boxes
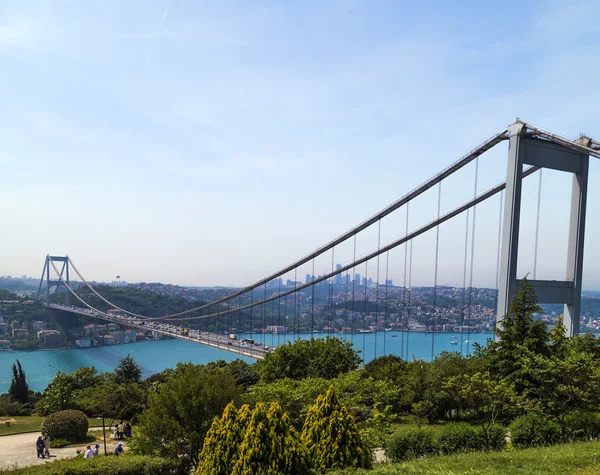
[37,371,74,414]
[75,382,146,421]
[549,315,568,355]
[197,403,251,475]
[8,360,28,404]
[442,372,515,449]
[522,351,600,436]
[131,363,241,470]
[70,366,98,390]
[302,386,372,473]
[256,337,362,383]
[489,277,549,380]
[411,400,434,429]
[232,402,309,475]
[362,354,408,382]
[114,354,142,384]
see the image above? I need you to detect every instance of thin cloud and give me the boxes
[159,0,174,29]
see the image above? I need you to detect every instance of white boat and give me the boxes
[450,336,459,345]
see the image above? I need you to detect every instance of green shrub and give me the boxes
[437,423,483,454]
[41,409,89,441]
[509,414,561,449]
[486,425,507,451]
[386,430,437,462]
[0,455,187,474]
[565,412,600,441]
[49,438,72,448]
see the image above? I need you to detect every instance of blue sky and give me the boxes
[1,0,600,288]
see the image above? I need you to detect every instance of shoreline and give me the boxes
[0,330,494,353]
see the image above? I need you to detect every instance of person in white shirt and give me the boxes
[85,445,94,458]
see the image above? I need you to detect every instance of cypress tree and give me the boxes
[302,386,372,473]
[8,360,29,403]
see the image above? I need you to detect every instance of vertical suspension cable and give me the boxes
[402,203,409,360]
[351,235,357,343]
[344,266,349,341]
[249,290,254,355]
[278,279,282,346]
[262,283,267,346]
[311,258,315,336]
[374,220,382,360]
[330,247,335,336]
[363,260,368,359]
[431,181,442,361]
[406,239,413,361]
[493,190,504,334]
[383,251,389,356]
[460,208,470,355]
[294,267,298,341]
[237,295,241,338]
[533,169,543,280]
[466,157,479,355]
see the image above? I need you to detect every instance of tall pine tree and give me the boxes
[490,277,549,380]
[302,386,372,473]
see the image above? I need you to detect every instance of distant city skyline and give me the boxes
[1,1,600,288]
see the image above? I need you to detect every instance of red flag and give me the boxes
[116,276,120,279]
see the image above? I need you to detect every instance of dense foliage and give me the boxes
[256,336,362,382]
[0,455,187,474]
[197,401,309,475]
[302,386,371,473]
[130,362,241,469]
[41,409,89,441]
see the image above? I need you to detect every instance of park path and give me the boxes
[0,428,125,470]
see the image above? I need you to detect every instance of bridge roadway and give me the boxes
[47,304,271,359]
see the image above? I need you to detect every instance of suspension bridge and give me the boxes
[37,120,600,361]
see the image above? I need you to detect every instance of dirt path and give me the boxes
[0,429,127,470]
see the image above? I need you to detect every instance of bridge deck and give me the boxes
[48,304,269,359]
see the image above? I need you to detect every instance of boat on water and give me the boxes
[358,329,375,334]
[391,334,399,338]
[450,336,459,345]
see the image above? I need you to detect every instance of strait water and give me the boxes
[0,331,493,393]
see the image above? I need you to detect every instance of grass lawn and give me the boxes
[0,416,104,435]
[333,440,600,474]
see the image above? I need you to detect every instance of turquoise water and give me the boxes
[0,332,493,393]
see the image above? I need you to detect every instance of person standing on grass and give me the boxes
[93,444,100,456]
[114,441,124,456]
[85,445,94,458]
[42,433,50,458]
[118,421,124,440]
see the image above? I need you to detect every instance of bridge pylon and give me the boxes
[37,255,71,306]
[497,122,590,337]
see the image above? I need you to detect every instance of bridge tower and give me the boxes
[37,255,71,306]
[497,122,591,337]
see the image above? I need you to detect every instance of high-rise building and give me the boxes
[386,279,393,286]
[334,264,342,286]
[354,274,361,286]
[305,274,311,284]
